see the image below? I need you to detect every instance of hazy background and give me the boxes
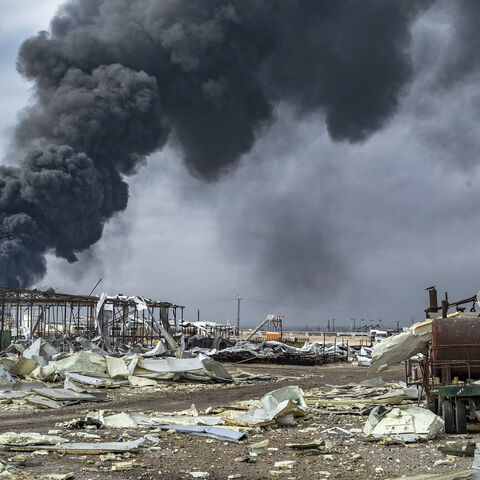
[1,1,480,329]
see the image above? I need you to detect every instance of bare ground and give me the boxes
[0,363,474,479]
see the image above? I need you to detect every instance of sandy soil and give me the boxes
[0,363,474,479]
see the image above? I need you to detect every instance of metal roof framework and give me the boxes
[0,287,184,347]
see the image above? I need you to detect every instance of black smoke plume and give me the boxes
[2,0,429,287]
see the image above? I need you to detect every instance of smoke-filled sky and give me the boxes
[1,0,480,329]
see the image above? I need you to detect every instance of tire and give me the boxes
[427,396,438,414]
[455,398,467,434]
[442,399,455,434]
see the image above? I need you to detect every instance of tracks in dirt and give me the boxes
[0,363,404,433]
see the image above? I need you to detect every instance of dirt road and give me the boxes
[0,363,473,479]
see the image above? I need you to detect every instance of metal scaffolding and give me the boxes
[180,322,233,341]
[0,287,184,348]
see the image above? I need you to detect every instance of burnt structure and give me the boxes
[0,287,184,348]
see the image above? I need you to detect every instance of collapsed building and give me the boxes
[0,287,184,352]
[0,286,360,372]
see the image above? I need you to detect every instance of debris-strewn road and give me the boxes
[0,363,473,479]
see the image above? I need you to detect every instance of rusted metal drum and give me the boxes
[432,316,480,382]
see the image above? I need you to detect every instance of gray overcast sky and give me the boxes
[1,1,480,329]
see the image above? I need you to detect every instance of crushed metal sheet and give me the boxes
[0,391,27,400]
[28,395,62,409]
[248,439,269,454]
[386,472,473,480]
[364,405,444,442]
[110,460,136,471]
[321,426,353,438]
[274,460,296,469]
[103,412,138,428]
[49,351,109,378]
[11,357,39,376]
[39,474,75,480]
[224,385,308,427]
[13,381,49,392]
[190,472,210,478]
[152,425,246,443]
[2,438,146,454]
[128,375,157,387]
[32,388,98,402]
[370,319,432,372]
[142,415,223,427]
[286,439,325,450]
[438,443,476,457]
[64,377,86,393]
[305,378,418,410]
[0,432,67,446]
[81,409,224,429]
[0,365,14,387]
[64,372,124,388]
[105,356,130,378]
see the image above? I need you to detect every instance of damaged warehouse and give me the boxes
[0,287,184,352]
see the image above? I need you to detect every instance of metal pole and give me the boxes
[441,299,448,318]
[1,292,4,339]
[88,278,102,297]
[236,294,241,337]
[334,336,336,363]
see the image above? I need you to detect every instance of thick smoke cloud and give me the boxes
[2,0,429,287]
[432,0,480,87]
[407,0,480,172]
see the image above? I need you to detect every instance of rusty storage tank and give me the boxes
[432,316,480,383]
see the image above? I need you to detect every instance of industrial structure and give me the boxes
[0,287,184,348]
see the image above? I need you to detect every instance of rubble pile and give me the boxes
[304,377,419,414]
[0,364,475,479]
[0,337,231,386]
[0,378,459,479]
[0,336,235,411]
[206,340,354,365]
[2,287,479,478]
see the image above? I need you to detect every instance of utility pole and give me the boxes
[197,309,200,322]
[236,294,241,337]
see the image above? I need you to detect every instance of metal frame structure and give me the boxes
[0,287,184,348]
[267,315,283,336]
[179,322,233,341]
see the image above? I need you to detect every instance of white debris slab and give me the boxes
[370,320,432,372]
[0,432,67,446]
[105,356,130,378]
[225,385,308,426]
[363,405,444,441]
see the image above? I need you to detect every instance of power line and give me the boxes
[178,298,234,304]
[241,297,414,318]
[179,296,416,321]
